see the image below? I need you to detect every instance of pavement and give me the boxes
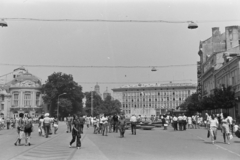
[0,123,239,160]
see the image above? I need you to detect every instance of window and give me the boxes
[1,104,4,110]
[1,95,4,101]
[36,92,40,106]
[13,93,19,106]
[24,92,31,107]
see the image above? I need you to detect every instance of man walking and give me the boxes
[130,114,137,135]
[113,114,118,133]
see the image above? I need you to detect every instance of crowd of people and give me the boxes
[0,111,239,149]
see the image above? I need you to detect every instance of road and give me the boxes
[0,122,239,160]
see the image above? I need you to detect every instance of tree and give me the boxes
[100,95,121,116]
[84,91,103,116]
[41,72,84,117]
[212,86,236,109]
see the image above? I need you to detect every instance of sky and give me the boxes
[0,0,240,94]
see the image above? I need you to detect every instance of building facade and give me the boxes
[198,25,240,119]
[0,67,44,118]
[112,83,197,118]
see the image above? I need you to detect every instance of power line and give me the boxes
[77,80,197,84]
[0,63,197,68]
[1,18,190,23]
[2,18,240,23]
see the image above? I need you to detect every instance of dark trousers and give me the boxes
[44,124,50,138]
[70,134,81,147]
[183,120,187,130]
[173,121,178,130]
[179,121,183,131]
[131,123,136,135]
[7,122,10,129]
[113,122,118,132]
[119,125,125,137]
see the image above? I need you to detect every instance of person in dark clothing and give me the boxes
[113,114,119,133]
[69,115,81,149]
[118,115,126,138]
[79,115,85,134]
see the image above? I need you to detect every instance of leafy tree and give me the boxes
[41,72,84,117]
[211,86,236,109]
[100,95,121,116]
[84,91,103,116]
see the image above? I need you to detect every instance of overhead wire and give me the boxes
[0,63,197,68]
[2,18,240,23]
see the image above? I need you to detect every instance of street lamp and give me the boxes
[57,93,66,120]
[0,19,7,27]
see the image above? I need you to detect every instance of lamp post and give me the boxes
[57,93,66,120]
[91,91,93,117]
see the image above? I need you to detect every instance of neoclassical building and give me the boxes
[0,67,44,118]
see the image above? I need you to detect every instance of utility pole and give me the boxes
[91,91,93,117]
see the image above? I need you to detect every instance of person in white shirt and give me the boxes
[101,115,108,136]
[227,116,233,134]
[172,115,178,131]
[182,114,187,130]
[187,116,193,129]
[130,114,137,135]
[209,115,219,144]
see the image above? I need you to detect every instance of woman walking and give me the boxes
[14,113,25,146]
[222,113,231,144]
[69,115,81,149]
[118,115,126,138]
[209,115,219,144]
[24,116,33,146]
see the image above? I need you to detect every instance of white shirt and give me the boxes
[209,118,219,127]
[178,116,183,121]
[101,117,108,124]
[130,116,137,122]
[227,116,233,125]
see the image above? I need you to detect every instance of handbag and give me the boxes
[229,134,233,140]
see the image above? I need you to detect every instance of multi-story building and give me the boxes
[198,25,240,119]
[112,82,197,118]
[0,67,44,118]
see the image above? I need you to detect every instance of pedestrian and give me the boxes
[85,116,90,129]
[192,114,197,129]
[6,117,10,129]
[67,115,72,133]
[118,115,126,138]
[162,115,168,130]
[53,117,58,134]
[14,113,25,146]
[69,114,81,149]
[187,116,193,129]
[182,114,187,130]
[222,113,231,144]
[209,114,219,144]
[227,115,233,135]
[130,114,137,135]
[172,115,178,131]
[43,113,51,138]
[108,115,113,133]
[79,115,85,134]
[39,115,45,137]
[178,114,183,131]
[93,117,98,134]
[101,115,108,136]
[24,116,33,146]
[113,114,118,133]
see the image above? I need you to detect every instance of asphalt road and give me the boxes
[0,123,239,160]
